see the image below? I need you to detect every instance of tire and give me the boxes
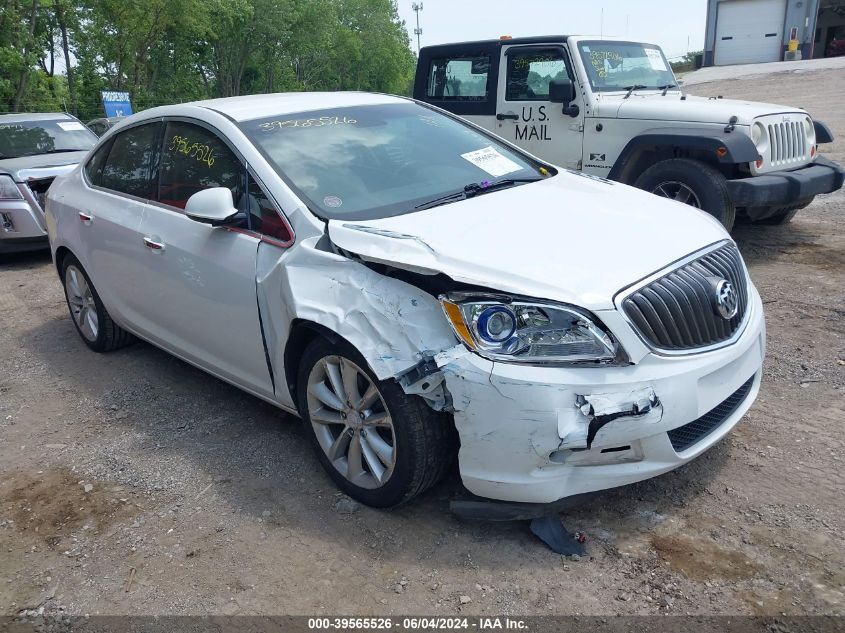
[297,336,457,507]
[634,158,736,231]
[751,199,813,225]
[61,254,135,353]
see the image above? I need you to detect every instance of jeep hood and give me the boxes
[599,93,808,126]
[0,151,88,181]
[327,172,729,311]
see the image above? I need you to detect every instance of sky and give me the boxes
[396,0,708,61]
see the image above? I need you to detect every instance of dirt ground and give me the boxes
[1,68,843,619]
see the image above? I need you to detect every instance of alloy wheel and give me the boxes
[306,356,396,489]
[652,181,702,208]
[65,265,99,342]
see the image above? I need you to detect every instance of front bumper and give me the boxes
[728,155,845,211]
[0,185,49,253]
[436,287,765,505]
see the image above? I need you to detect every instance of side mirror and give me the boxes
[548,78,580,118]
[185,187,239,226]
[549,77,575,104]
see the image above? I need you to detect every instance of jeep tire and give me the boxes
[634,158,735,231]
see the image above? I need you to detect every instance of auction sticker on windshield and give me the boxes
[57,121,86,132]
[645,48,667,71]
[461,146,522,177]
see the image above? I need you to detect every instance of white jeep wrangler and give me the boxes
[413,35,844,230]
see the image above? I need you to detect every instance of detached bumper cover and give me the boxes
[728,156,845,208]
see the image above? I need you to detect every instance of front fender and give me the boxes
[608,126,759,182]
[254,235,457,409]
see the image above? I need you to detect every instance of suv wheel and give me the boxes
[634,158,736,231]
[61,254,135,352]
[297,337,456,507]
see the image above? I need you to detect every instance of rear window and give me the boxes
[426,55,491,101]
[98,122,161,198]
[0,119,97,159]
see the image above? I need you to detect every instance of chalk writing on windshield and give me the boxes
[169,135,216,168]
[589,50,623,78]
[259,116,358,132]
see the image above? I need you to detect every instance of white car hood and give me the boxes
[598,93,807,126]
[328,172,729,310]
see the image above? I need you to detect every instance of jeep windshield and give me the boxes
[577,41,677,93]
[240,102,547,221]
[0,119,97,159]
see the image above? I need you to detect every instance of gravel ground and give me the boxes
[1,68,843,619]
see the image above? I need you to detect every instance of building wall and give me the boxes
[704,0,821,66]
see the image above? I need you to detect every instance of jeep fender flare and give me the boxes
[607,127,759,184]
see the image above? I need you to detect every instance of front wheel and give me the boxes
[297,337,456,507]
[634,158,736,231]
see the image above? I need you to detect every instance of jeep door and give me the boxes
[495,45,585,169]
[134,119,276,398]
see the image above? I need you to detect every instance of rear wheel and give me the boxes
[297,337,456,507]
[61,254,135,352]
[634,158,736,231]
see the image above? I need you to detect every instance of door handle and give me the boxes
[496,113,519,121]
[143,236,165,251]
[78,212,93,224]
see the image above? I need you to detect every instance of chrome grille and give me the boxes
[621,243,749,352]
[766,119,809,168]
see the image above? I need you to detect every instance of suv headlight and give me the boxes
[0,175,23,200]
[440,293,622,365]
[804,116,816,151]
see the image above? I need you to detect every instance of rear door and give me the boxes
[133,119,276,397]
[495,45,584,169]
[80,120,162,327]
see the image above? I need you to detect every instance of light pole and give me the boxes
[412,2,423,53]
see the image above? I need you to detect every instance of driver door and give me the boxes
[133,119,275,398]
[495,45,584,170]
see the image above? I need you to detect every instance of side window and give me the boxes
[243,175,292,243]
[158,121,243,210]
[427,55,490,101]
[99,123,160,197]
[84,138,113,187]
[506,49,569,101]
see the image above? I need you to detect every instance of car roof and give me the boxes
[420,35,569,51]
[178,92,407,122]
[0,112,74,123]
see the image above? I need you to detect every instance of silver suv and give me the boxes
[1,113,97,255]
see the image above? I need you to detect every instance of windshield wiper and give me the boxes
[414,177,542,211]
[658,83,677,96]
[39,148,91,154]
[623,84,648,99]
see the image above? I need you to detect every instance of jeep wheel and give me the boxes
[634,158,735,231]
[297,337,457,507]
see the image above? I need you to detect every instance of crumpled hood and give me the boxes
[328,172,730,310]
[0,151,88,181]
[599,93,808,126]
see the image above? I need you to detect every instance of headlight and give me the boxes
[440,293,621,365]
[0,175,23,200]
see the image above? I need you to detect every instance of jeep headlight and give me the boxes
[440,293,621,365]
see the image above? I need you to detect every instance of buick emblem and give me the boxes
[713,279,739,320]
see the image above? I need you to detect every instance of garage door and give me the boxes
[715,0,786,65]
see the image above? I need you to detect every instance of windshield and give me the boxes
[240,102,545,221]
[577,41,677,93]
[0,119,97,159]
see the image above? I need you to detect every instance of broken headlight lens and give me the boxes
[440,294,619,365]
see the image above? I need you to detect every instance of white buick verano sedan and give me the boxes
[46,93,765,509]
